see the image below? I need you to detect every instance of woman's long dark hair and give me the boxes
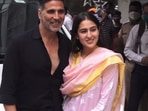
[71,12,101,54]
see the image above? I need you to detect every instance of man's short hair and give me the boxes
[38,0,64,8]
[129,1,142,10]
[111,10,121,17]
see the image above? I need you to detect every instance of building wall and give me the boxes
[118,0,131,23]
[64,0,109,16]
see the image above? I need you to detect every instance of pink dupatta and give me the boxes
[60,47,125,111]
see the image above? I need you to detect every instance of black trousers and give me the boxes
[126,64,148,111]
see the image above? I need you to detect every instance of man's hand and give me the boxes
[4,104,17,111]
[141,56,148,65]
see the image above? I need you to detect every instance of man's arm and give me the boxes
[141,56,148,65]
[4,104,16,111]
[124,25,143,63]
[0,39,20,110]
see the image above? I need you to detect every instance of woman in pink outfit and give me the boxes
[60,12,125,111]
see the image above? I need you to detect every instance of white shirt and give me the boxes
[63,13,73,31]
[124,24,148,64]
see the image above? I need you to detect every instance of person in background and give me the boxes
[111,9,122,53]
[63,9,73,32]
[88,7,97,14]
[98,1,115,50]
[60,12,125,111]
[124,2,148,111]
[111,10,122,32]
[118,1,143,110]
[0,0,71,111]
[119,1,143,48]
[88,7,101,22]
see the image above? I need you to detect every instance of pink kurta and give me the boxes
[60,47,125,111]
[63,64,118,111]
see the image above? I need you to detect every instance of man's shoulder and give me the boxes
[122,21,131,26]
[57,31,71,44]
[12,26,39,44]
[121,21,134,31]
